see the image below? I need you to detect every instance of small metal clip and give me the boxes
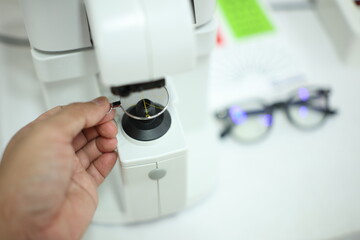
[108,100,121,114]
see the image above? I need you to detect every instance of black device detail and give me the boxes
[111,79,165,97]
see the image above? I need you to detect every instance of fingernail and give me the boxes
[91,96,107,105]
[107,108,114,114]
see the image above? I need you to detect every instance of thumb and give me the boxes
[45,97,112,141]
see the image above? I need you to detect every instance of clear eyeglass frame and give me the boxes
[110,86,170,121]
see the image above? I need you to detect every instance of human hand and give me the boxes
[0,97,118,240]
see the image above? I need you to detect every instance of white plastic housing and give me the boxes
[30,48,100,108]
[84,0,196,87]
[315,0,360,66]
[31,49,98,82]
[93,20,217,223]
[193,0,217,27]
[116,104,187,222]
[19,0,92,52]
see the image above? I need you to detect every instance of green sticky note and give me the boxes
[218,0,274,38]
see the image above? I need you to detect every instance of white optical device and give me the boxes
[18,0,217,223]
[315,0,360,66]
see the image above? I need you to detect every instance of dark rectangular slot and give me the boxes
[190,0,196,24]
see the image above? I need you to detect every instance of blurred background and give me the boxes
[1,0,360,239]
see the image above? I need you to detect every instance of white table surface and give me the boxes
[1,1,360,240]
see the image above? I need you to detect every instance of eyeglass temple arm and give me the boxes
[216,109,268,120]
[220,124,233,138]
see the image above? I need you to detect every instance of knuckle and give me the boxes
[66,102,83,109]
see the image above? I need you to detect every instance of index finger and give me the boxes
[45,97,113,141]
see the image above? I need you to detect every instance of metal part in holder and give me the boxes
[110,86,170,121]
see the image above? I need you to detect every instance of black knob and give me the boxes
[122,100,171,141]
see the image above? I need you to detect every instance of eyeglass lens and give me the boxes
[287,88,328,128]
[228,101,272,142]
[119,87,169,120]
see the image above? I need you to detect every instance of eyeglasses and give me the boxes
[215,87,338,142]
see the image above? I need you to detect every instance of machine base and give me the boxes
[93,119,217,224]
